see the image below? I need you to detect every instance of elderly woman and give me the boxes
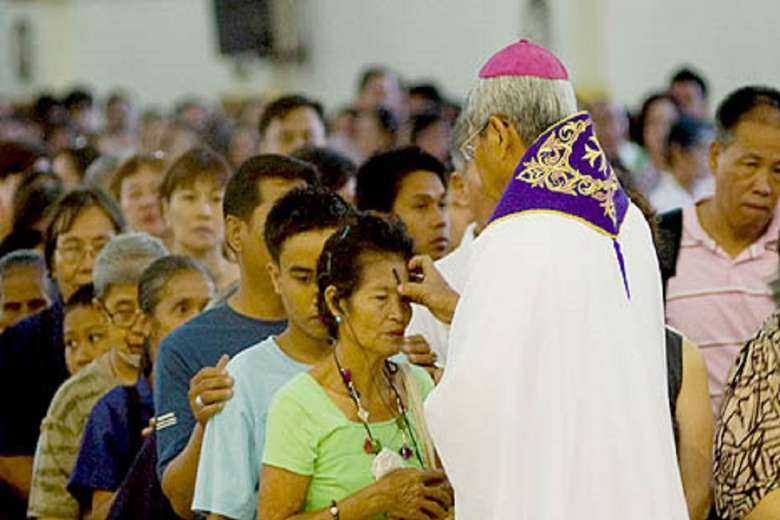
[159,147,238,291]
[713,254,780,519]
[258,214,452,520]
[69,255,214,519]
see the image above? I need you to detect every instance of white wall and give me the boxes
[603,0,780,110]
[1,0,779,113]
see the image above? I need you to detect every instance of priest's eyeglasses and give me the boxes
[459,122,487,163]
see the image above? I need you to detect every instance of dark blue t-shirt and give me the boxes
[0,300,67,456]
[153,304,285,479]
[68,378,155,508]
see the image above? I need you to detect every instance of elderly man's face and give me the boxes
[0,266,50,332]
[98,282,147,367]
[711,107,780,238]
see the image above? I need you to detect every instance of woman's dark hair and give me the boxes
[291,147,356,193]
[56,145,100,181]
[666,116,714,163]
[12,168,64,232]
[356,146,448,213]
[631,92,680,146]
[138,255,213,316]
[316,213,414,338]
[264,186,354,264]
[43,188,126,271]
[0,141,43,179]
[110,154,167,200]
[158,147,231,202]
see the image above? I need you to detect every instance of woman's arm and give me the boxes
[258,465,451,520]
[676,339,714,520]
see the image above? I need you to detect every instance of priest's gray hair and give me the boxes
[93,232,168,299]
[463,76,578,146]
[450,112,470,172]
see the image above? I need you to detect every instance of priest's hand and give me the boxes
[402,335,443,382]
[397,256,459,325]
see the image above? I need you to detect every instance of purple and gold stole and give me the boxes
[488,111,631,298]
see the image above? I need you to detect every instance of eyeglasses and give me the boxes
[458,122,487,164]
[95,300,142,329]
[56,240,108,263]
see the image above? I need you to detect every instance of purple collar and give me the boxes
[488,111,631,297]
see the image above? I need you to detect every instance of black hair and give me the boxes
[12,168,64,232]
[223,154,318,221]
[409,84,443,105]
[631,92,680,146]
[291,147,357,193]
[411,113,445,144]
[356,146,448,213]
[138,255,213,315]
[258,95,325,138]
[666,116,714,161]
[64,282,96,314]
[64,88,94,110]
[43,188,126,272]
[56,145,100,181]
[671,67,709,99]
[715,86,780,143]
[316,213,414,338]
[264,186,354,264]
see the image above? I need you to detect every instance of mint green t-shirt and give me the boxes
[262,365,434,515]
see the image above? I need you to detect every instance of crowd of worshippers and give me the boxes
[0,60,778,520]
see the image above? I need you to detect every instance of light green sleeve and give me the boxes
[262,381,319,476]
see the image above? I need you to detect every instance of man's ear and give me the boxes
[709,139,721,176]
[225,215,244,255]
[267,261,281,296]
[448,171,468,207]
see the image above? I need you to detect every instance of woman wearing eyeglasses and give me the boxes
[258,215,453,520]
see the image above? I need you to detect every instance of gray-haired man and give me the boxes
[27,232,167,519]
[0,250,53,333]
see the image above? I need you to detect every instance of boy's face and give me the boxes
[63,304,112,375]
[269,228,336,341]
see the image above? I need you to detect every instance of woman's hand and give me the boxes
[375,468,453,519]
[187,354,233,425]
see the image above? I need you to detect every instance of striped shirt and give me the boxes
[666,203,778,414]
[27,353,122,518]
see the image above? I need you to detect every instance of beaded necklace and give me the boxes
[333,352,423,466]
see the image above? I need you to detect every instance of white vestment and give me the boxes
[425,206,689,519]
[407,223,477,366]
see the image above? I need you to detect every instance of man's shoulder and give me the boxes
[227,337,280,374]
[46,364,110,423]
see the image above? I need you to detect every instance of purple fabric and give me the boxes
[489,111,631,296]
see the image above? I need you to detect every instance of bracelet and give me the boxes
[329,499,340,519]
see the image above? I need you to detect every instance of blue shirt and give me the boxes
[68,378,155,508]
[192,337,310,519]
[153,304,286,479]
[0,299,67,456]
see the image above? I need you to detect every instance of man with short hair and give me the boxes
[662,86,780,414]
[356,146,451,260]
[154,155,318,518]
[423,40,687,518]
[354,65,405,118]
[291,146,357,204]
[670,67,710,119]
[192,186,353,519]
[0,250,52,333]
[27,232,166,519]
[258,95,327,155]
